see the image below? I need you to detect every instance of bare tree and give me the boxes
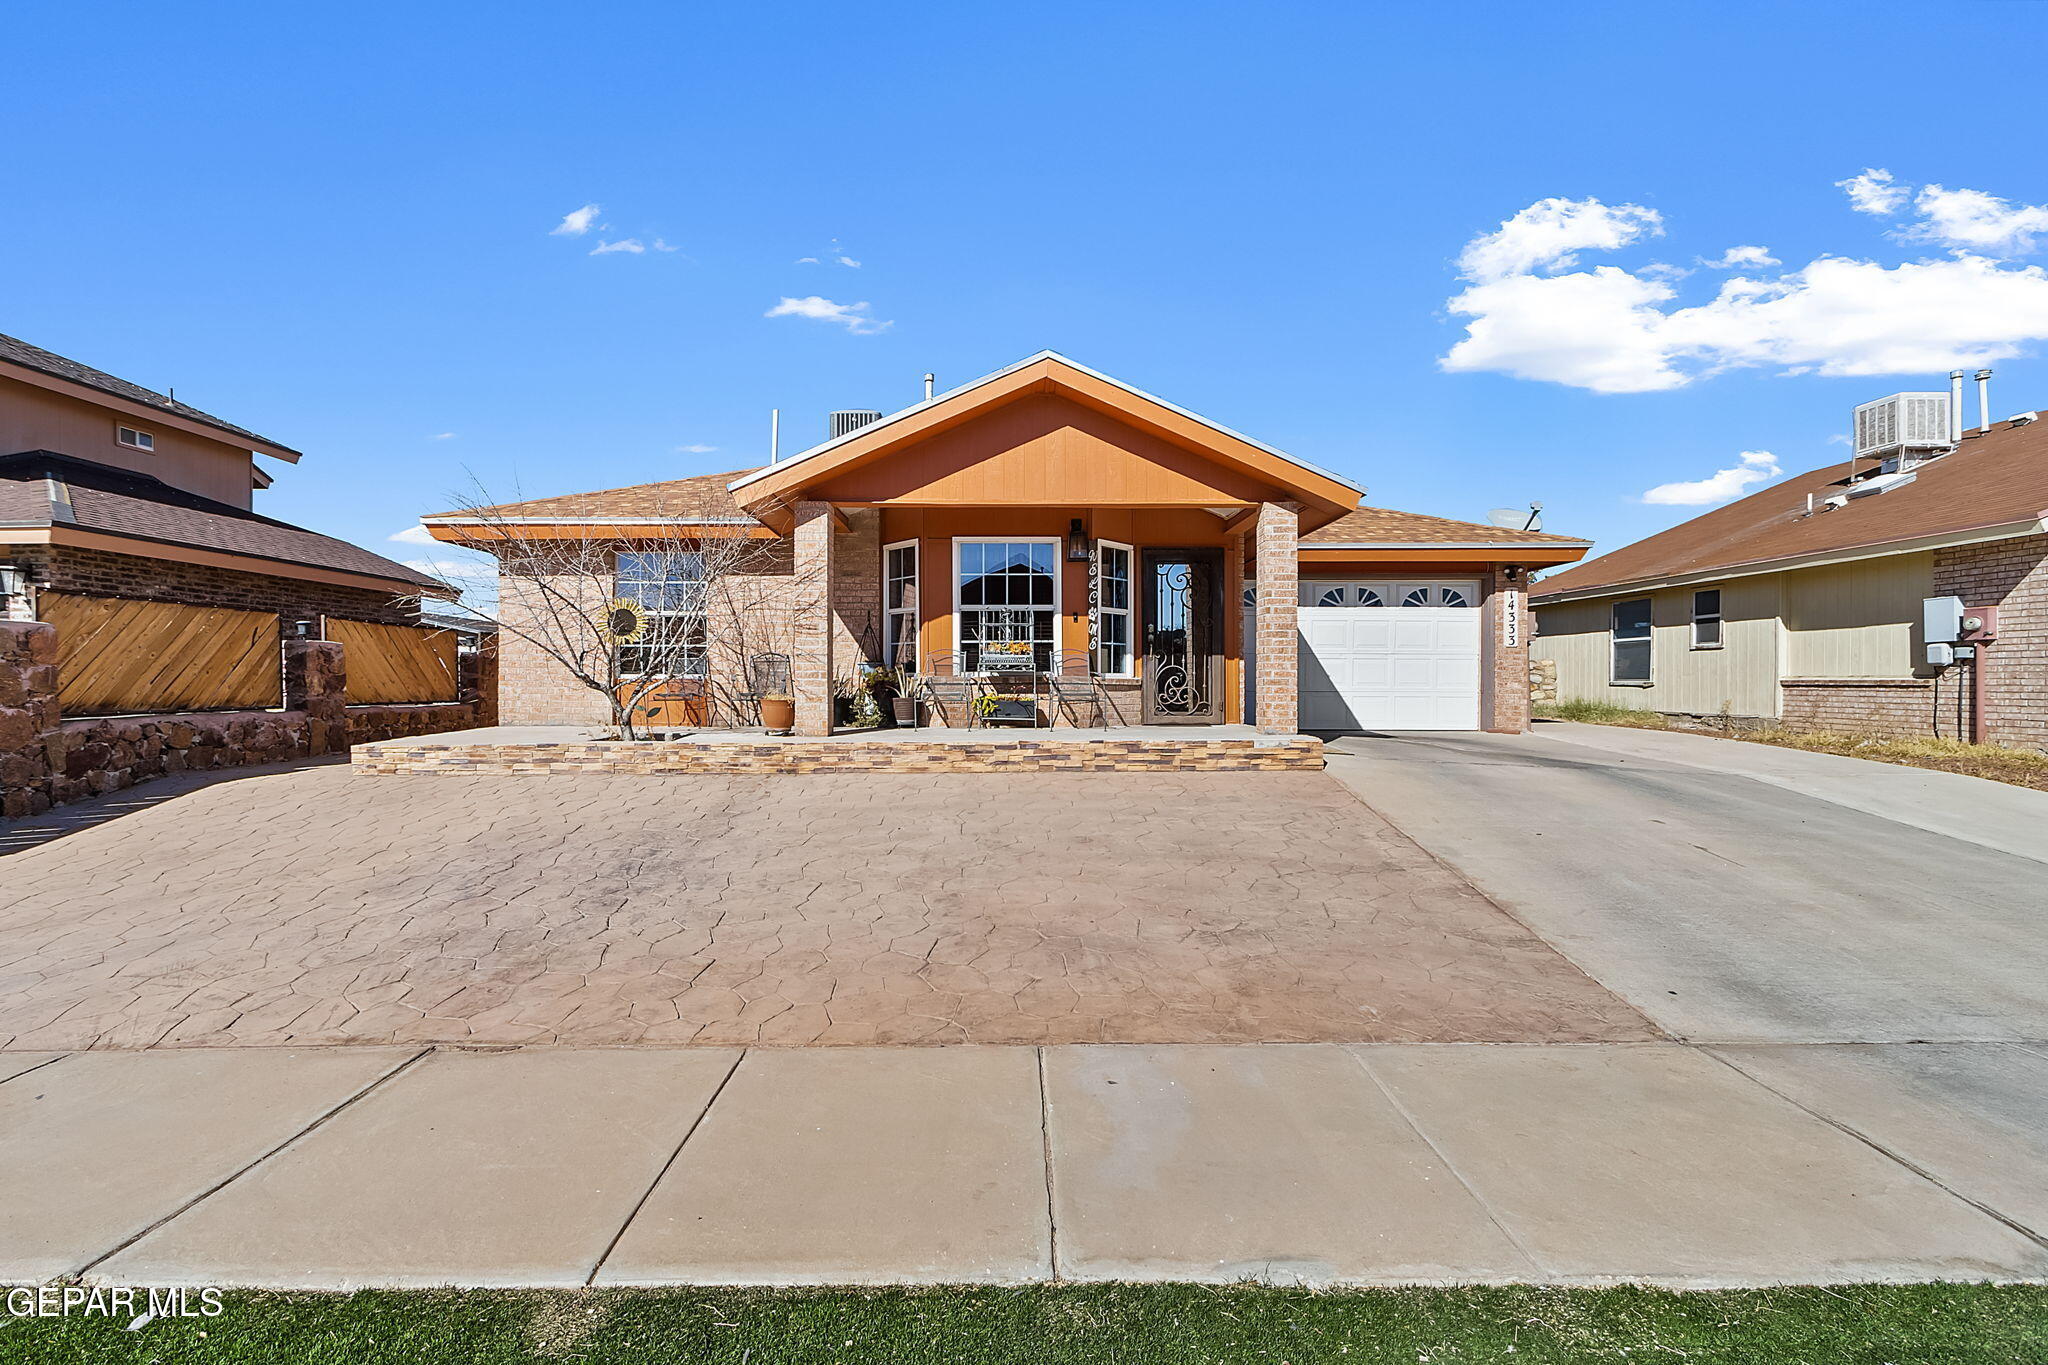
[403,489,823,739]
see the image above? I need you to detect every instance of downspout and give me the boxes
[1971,644,1988,745]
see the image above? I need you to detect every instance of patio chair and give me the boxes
[1049,651,1106,728]
[736,652,791,727]
[918,652,983,728]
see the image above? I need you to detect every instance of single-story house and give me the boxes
[1532,398,2047,751]
[0,330,443,626]
[425,352,1589,736]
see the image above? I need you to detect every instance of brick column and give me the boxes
[1483,568,1531,734]
[284,638,348,755]
[791,501,837,737]
[0,621,60,819]
[1254,502,1299,735]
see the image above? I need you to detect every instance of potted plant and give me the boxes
[759,693,795,735]
[867,667,917,728]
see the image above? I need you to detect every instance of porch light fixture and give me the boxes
[1066,519,1090,562]
[290,618,319,639]
[1502,565,1524,583]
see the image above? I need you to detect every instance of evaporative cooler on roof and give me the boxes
[1853,392,1950,460]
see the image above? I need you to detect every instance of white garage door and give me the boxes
[1297,580,1481,731]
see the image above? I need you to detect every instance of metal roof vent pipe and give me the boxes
[1976,369,1993,434]
[1950,370,1965,444]
[828,410,884,440]
[923,373,936,402]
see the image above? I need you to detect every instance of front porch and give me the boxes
[353,723,1325,775]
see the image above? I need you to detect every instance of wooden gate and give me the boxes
[42,594,282,716]
[324,618,459,704]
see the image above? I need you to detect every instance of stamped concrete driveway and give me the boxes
[0,764,1650,1050]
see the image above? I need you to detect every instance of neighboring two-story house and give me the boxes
[1532,390,2048,752]
[0,331,441,626]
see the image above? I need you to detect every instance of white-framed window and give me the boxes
[883,540,918,671]
[1611,598,1653,684]
[1301,581,1469,608]
[614,550,707,678]
[116,424,155,452]
[1691,588,1723,649]
[1094,539,1134,676]
[954,537,1058,672]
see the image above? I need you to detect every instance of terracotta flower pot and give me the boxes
[759,696,795,735]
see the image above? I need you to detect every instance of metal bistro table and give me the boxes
[979,651,1047,727]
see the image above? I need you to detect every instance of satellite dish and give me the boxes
[1487,502,1543,532]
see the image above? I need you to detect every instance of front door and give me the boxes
[1142,549,1224,724]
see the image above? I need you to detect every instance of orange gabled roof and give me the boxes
[1535,412,2048,601]
[728,352,1365,531]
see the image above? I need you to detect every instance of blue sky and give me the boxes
[8,1,2048,590]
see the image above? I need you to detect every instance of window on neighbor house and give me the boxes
[1691,589,1723,649]
[1095,540,1133,676]
[614,550,707,677]
[883,540,918,671]
[1611,598,1653,684]
[956,539,1057,672]
[116,424,155,452]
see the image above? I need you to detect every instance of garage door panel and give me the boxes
[1296,593,1483,732]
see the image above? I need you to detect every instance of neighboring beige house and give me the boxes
[1532,397,2048,751]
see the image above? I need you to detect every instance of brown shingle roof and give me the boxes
[430,468,759,521]
[0,451,441,590]
[1304,506,1588,545]
[0,332,301,457]
[1535,414,2048,600]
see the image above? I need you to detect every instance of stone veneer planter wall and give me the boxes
[354,736,1326,776]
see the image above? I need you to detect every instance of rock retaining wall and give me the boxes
[1,623,487,820]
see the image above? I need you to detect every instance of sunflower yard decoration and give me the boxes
[601,596,651,645]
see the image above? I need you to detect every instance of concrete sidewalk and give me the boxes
[4,1041,2045,1290]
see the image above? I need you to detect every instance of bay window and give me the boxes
[955,538,1057,672]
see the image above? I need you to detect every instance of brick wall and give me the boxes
[1779,677,1939,738]
[1935,533,2048,752]
[24,545,416,625]
[790,502,836,736]
[495,565,612,727]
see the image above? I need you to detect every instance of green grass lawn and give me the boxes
[4,1284,2044,1364]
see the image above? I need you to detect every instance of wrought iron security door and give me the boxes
[1142,550,1224,724]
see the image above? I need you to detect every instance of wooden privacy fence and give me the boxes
[324,617,459,704]
[43,593,283,717]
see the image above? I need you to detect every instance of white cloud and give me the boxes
[389,524,438,545]
[1642,451,1781,506]
[652,237,680,252]
[676,443,717,454]
[1456,197,1664,283]
[796,240,861,268]
[765,295,892,335]
[1441,185,2048,393]
[402,553,500,618]
[836,255,861,268]
[1904,184,2048,255]
[1701,245,1780,270]
[1839,169,1907,216]
[590,238,645,255]
[431,431,456,440]
[794,256,821,264]
[550,203,601,236]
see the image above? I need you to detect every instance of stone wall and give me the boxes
[1,625,486,821]
[19,544,417,625]
[1529,657,1558,706]
[356,734,1327,776]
